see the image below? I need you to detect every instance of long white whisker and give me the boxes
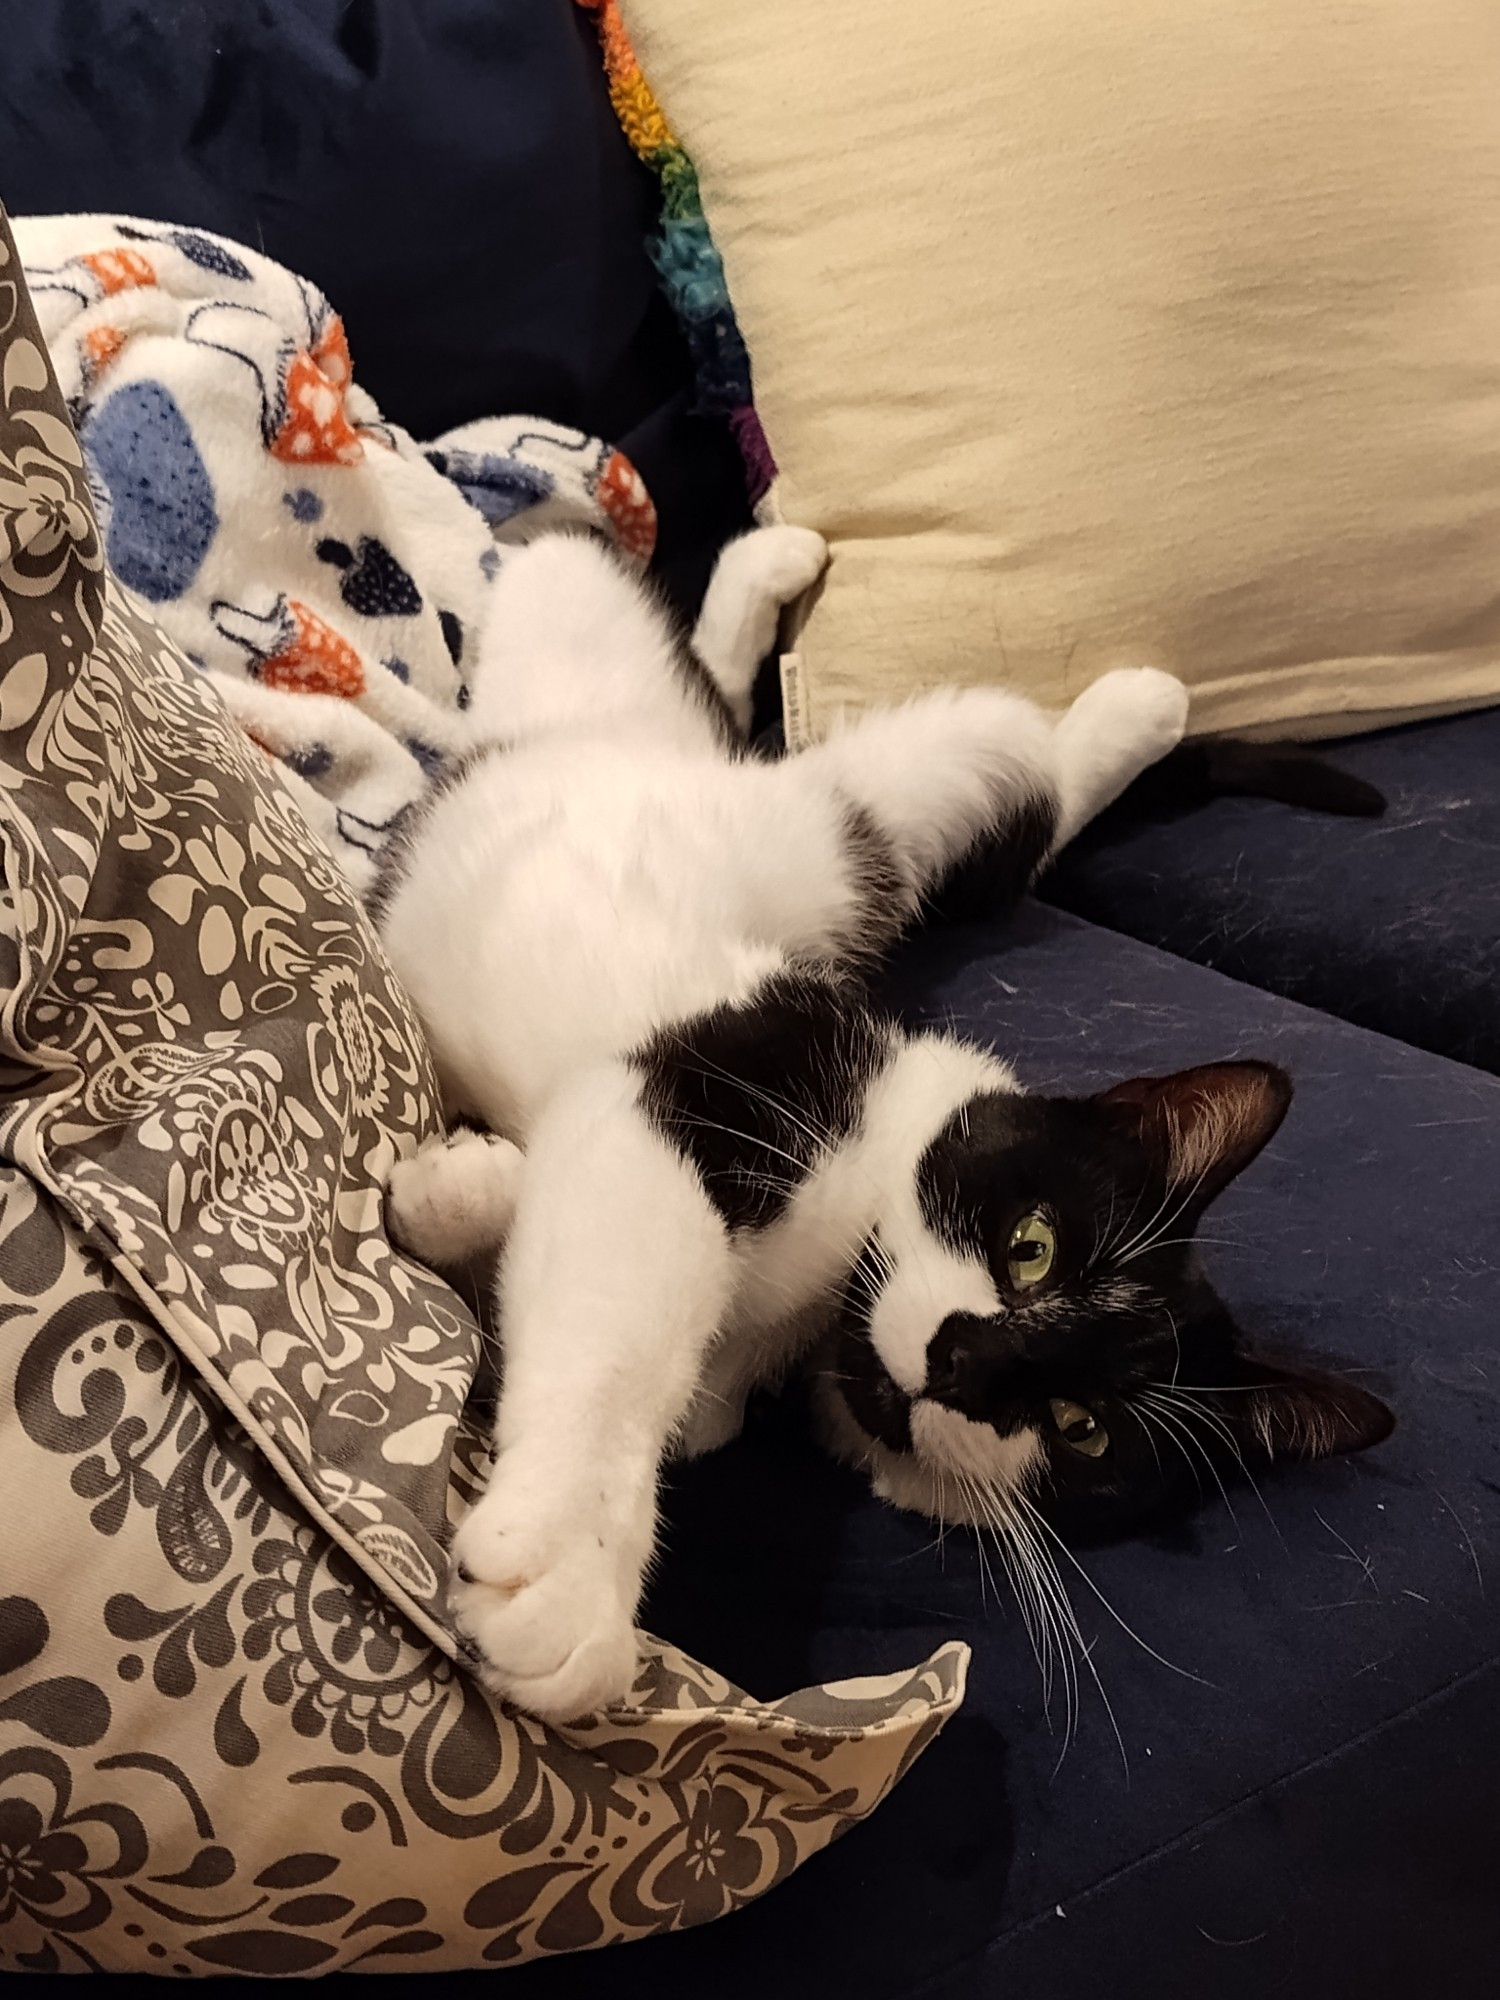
[999,1489,1114,1770]
[656,1107,815,1186]
[969,1475,1078,1749]
[1138,1392,1240,1531]
[952,1469,1055,1715]
[1105,1177,1181,1265]
[1089,1186,1119,1270]
[1098,1179,1149,1265]
[1000,1506,1064,1723]
[664,1039,844,1158]
[1143,1384,1284,1543]
[960,1473,1000,1611]
[972,1478,1056,1716]
[664,1037,930,1240]
[1013,1489,1213,1690]
[1133,1401,1204,1498]
[1108,1157,1216,1267]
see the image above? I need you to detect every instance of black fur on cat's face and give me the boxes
[821,1061,1393,1537]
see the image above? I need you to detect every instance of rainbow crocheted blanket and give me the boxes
[576,0,775,506]
[14,212,656,896]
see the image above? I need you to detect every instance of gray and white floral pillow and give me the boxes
[0,207,967,1973]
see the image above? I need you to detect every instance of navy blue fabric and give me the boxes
[1043,706,1500,1074]
[0,0,750,614]
[446,905,1497,1997]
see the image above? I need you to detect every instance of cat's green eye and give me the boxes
[1007,1209,1056,1290]
[1050,1398,1110,1457]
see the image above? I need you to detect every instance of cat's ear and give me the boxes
[1214,1356,1395,1461]
[1096,1060,1292,1208]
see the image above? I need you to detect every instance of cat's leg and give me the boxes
[450,1063,734,1722]
[797,670,1187,921]
[795,686,1063,928]
[1049,667,1191,848]
[691,526,828,734]
[468,532,732,753]
[386,1128,524,1271]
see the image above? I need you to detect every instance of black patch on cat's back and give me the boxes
[634,971,892,1231]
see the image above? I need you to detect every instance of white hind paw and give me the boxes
[1054,667,1189,844]
[386,1129,522,1269]
[1067,667,1189,762]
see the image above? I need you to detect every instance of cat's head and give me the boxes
[817,1059,1393,1532]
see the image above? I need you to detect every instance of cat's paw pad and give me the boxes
[449,1506,639,1723]
[1068,667,1189,760]
[386,1130,522,1268]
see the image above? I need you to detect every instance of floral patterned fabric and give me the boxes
[0,207,966,1971]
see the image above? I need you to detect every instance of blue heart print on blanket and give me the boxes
[15,214,658,895]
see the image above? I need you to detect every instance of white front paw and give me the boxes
[449,1496,640,1723]
[386,1129,523,1269]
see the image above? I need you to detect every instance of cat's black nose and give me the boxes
[925,1311,1016,1405]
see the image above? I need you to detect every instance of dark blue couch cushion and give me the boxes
[456,904,1498,1998]
[0,0,750,613]
[1042,706,1500,1074]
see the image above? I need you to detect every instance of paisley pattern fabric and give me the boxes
[0,207,967,1971]
[0,1175,966,1974]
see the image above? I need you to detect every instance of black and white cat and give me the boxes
[377,527,1393,1723]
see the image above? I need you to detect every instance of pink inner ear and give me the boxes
[1098,1060,1292,1201]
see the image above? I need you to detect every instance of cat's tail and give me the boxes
[1114,738,1386,820]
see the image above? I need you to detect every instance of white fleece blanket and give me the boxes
[15,213,658,894]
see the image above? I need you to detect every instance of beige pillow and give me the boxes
[621,0,1500,744]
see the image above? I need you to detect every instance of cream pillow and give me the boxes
[619,0,1500,744]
